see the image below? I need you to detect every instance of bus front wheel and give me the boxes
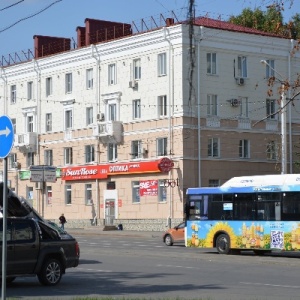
[216,234,230,254]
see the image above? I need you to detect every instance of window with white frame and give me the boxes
[108,64,116,85]
[108,103,116,121]
[44,149,53,166]
[158,95,167,117]
[85,184,93,205]
[64,108,73,130]
[239,97,249,118]
[27,186,33,202]
[46,77,52,97]
[157,137,167,156]
[86,107,93,126]
[132,181,140,203]
[27,81,33,100]
[65,73,72,93]
[11,85,16,104]
[207,52,217,75]
[208,137,219,157]
[239,139,250,158]
[64,147,73,165]
[265,59,275,78]
[267,141,277,160]
[266,99,276,119]
[11,118,16,133]
[237,56,247,78]
[207,94,218,116]
[133,58,141,80]
[46,186,52,205]
[45,113,52,132]
[65,185,72,205]
[209,179,220,187]
[158,52,167,76]
[86,68,93,89]
[27,115,34,133]
[133,99,141,119]
[131,140,142,159]
[158,180,167,202]
[85,145,95,163]
[8,153,17,169]
[108,143,118,161]
[26,152,34,167]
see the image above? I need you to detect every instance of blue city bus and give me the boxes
[185,174,300,254]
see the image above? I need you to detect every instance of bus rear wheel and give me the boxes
[216,234,230,254]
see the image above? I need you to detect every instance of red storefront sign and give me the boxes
[62,157,174,181]
[139,180,158,196]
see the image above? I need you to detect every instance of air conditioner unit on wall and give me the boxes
[236,77,245,85]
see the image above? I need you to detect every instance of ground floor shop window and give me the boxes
[132,181,140,203]
[85,184,92,205]
[65,185,72,205]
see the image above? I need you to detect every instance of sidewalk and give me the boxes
[66,227,164,239]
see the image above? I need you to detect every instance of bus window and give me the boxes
[257,193,281,221]
[282,192,300,221]
[187,195,208,220]
[233,193,255,220]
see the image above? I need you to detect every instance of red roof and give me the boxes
[191,17,285,38]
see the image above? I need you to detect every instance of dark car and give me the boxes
[163,222,185,246]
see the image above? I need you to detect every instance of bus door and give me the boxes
[257,193,281,221]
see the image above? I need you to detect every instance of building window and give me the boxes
[64,147,73,165]
[132,181,140,203]
[65,109,73,129]
[133,99,141,119]
[239,139,250,158]
[44,149,53,165]
[133,59,141,80]
[131,140,142,159]
[157,137,167,156]
[158,95,167,117]
[237,56,247,78]
[266,99,276,119]
[86,107,93,126]
[86,68,93,89]
[158,180,167,202]
[27,115,34,132]
[108,64,116,85]
[108,143,118,162]
[208,138,219,157]
[27,81,33,100]
[267,141,277,160]
[8,153,17,169]
[26,152,34,167]
[46,77,52,97]
[11,85,16,104]
[27,186,34,202]
[108,103,116,121]
[65,73,72,93]
[65,185,72,205]
[46,113,52,132]
[85,184,93,205]
[46,186,52,205]
[207,52,217,75]
[11,118,16,133]
[209,179,220,187]
[207,94,218,116]
[85,145,95,163]
[158,52,167,76]
[239,97,249,118]
[265,59,275,78]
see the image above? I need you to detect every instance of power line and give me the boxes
[0,0,24,12]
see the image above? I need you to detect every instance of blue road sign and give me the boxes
[0,115,14,159]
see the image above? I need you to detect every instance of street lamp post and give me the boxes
[260,60,287,174]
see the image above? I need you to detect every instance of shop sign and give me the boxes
[140,180,158,196]
[62,165,108,181]
[158,157,174,172]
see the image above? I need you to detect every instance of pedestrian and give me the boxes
[59,213,67,230]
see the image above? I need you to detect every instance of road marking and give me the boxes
[240,282,300,289]
[77,267,112,273]
[157,264,198,269]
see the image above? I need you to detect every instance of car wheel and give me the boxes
[164,234,173,246]
[216,234,230,254]
[37,258,63,286]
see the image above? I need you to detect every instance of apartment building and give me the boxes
[0,16,299,230]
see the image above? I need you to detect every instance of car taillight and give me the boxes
[75,241,80,257]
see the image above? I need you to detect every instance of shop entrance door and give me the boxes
[105,199,115,225]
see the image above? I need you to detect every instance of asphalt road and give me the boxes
[5,230,300,300]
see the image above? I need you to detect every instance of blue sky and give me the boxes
[0,0,299,57]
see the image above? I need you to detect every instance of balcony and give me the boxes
[14,132,37,153]
[92,121,123,143]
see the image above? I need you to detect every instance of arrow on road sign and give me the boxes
[0,126,11,137]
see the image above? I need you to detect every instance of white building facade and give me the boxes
[0,17,299,230]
